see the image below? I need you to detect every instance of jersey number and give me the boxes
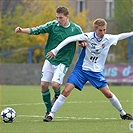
[90,56,98,63]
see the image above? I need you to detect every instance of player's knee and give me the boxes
[62,89,70,97]
[41,81,49,92]
[62,83,74,97]
[105,92,112,98]
[51,81,60,90]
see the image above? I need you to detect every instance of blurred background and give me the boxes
[0,0,133,85]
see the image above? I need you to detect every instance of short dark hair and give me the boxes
[56,6,69,16]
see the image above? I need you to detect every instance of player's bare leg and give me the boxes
[44,83,75,122]
[100,85,133,120]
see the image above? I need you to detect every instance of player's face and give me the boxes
[95,25,106,38]
[56,13,69,26]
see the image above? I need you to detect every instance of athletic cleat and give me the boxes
[51,96,58,106]
[120,113,133,120]
[43,112,50,121]
[43,115,53,122]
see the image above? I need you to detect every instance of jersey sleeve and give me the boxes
[30,20,56,35]
[108,31,133,46]
[51,33,88,55]
[117,31,133,40]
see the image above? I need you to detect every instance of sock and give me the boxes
[49,94,66,118]
[54,88,60,97]
[42,90,52,113]
[108,93,126,116]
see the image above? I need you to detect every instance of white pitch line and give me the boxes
[56,116,119,120]
[0,100,130,107]
[0,103,44,107]
[67,100,130,103]
[17,114,120,121]
[18,115,42,118]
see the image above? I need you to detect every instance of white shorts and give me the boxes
[41,60,68,84]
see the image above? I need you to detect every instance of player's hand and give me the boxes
[46,51,56,59]
[15,27,22,33]
[78,41,88,47]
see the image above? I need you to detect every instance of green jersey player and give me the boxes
[15,6,83,121]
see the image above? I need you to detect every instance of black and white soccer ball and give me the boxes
[1,107,16,123]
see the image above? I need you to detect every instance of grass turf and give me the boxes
[0,85,133,133]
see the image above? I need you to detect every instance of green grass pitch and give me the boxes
[0,85,133,133]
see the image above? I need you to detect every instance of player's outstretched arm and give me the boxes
[15,27,30,34]
[118,31,133,40]
[47,34,88,59]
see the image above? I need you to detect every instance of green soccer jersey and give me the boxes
[30,20,82,67]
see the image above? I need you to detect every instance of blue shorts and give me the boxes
[67,66,107,91]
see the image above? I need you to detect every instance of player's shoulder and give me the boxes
[104,34,111,37]
[46,20,58,25]
[70,21,81,28]
[104,34,114,40]
[70,21,82,33]
[84,32,94,37]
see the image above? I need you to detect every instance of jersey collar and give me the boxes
[94,32,103,42]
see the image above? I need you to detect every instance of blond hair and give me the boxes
[93,18,107,30]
